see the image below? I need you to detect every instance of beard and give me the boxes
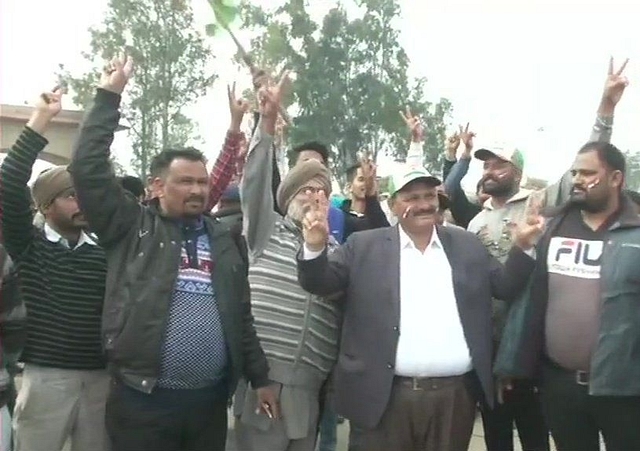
[287,200,307,222]
[569,190,608,213]
[482,178,516,197]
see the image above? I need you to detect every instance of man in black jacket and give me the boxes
[68,55,276,451]
[507,141,640,451]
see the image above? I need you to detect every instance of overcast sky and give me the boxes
[2,0,640,190]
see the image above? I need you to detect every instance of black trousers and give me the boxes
[106,379,228,451]
[480,380,549,451]
[541,362,640,451]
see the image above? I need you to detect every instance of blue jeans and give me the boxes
[317,404,338,451]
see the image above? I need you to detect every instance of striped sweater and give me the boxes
[248,219,341,379]
[241,120,341,387]
[0,127,107,369]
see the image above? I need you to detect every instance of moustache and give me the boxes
[484,173,508,183]
[402,206,437,219]
[572,179,600,194]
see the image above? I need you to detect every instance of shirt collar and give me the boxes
[44,223,97,249]
[398,225,442,251]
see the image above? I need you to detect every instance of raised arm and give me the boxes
[444,126,482,228]
[540,57,628,209]
[357,157,389,231]
[68,56,140,249]
[205,83,249,211]
[240,74,289,258]
[0,88,62,260]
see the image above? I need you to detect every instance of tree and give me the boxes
[238,0,453,187]
[59,0,215,177]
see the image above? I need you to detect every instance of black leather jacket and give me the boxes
[69,89,269,395]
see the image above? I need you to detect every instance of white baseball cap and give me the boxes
[389,166,441,196]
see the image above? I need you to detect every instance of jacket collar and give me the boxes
[610,193,640,229]
[483,188,533,211]
[545,192,640,233]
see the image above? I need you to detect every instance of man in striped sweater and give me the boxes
[235,75,342,451]
[0,88,109,451]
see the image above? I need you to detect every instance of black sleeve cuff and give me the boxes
[95,88,122,109]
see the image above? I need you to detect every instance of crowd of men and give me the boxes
[0,53,638,451]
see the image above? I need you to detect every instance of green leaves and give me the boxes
[206,0,239,35]
[65,0,215,177]
[241,0,453,187]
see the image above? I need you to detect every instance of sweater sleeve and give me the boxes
[240,117,278,258]
[0,127,48,260]
[68,89,142,248]
[205,130,243,211]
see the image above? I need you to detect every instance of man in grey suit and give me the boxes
[296,165,544,451]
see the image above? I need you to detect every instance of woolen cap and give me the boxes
[31,166,74,210]
[276,160,332,213]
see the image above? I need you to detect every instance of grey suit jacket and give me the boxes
[297,224,534,429]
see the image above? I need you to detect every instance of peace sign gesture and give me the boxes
[302,190,330,252]
[458,122,476,156]
[602,57,629,107]
[258,71,291,120]
[510,193,546,250]
[359,153,378,196]
[227,82,250,131]
[399,106,424,142]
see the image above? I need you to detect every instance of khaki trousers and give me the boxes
[359,374,476,451]
[13,364,110,451]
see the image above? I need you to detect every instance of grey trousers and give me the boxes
[13,364,110,451]
[358,374,476,451]
[234,381,320,451]
[235,417,317,451]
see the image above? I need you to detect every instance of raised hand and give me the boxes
[100,54,134,95]
[228,82,250,131]
[459,122,476,156]
[258,71,290,120]
[399,106,424,142]
[510,196,545,250]
[27,86,65,134]
[36,86,65,117]
[602,56,629,108]
[446,132,460,159]
[302,190,330,252]
[359,153,378,196]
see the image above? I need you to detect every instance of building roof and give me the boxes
[0,103,129,130]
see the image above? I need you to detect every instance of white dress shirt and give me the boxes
[394,226,472,377]
[302,226,473,377]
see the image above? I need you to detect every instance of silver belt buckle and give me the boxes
[411,377,424,391]
[576,371,589,386]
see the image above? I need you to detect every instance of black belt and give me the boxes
[545,358,590,386]
[394,373,470,391]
